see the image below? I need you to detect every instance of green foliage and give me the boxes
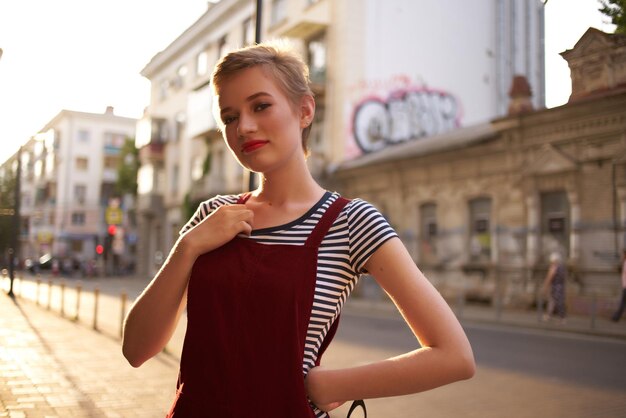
[115,137,139,196]
[599,0,626,34]
[182,191,203,223]
[202,146,213,176]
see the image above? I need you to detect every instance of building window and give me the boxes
[104,155,118,170]
[77,129,90,143]
[419,202,438,264]
[270,0,287,26]
[307,34,327,85]
[469,197,492,263]
[540,191,570,261]
[242,17,255,46]
[71,212,86,225]
[104,132,125,156]
[196,50,208,76]
[159,79,170,101]
[217,35,227,59]
[70,239,83,253]
[175,113,186,142]
[174,65,188,89]
[75,157,88,171]
[74,184,87,205]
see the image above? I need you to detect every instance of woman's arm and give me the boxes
[122,204,253,367]
[541,264,557,292]
[306,237,475,408]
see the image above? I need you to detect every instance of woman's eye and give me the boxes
[222,115,237,125]
[254,103,271,112]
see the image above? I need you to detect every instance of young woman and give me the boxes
[122,41,475,417]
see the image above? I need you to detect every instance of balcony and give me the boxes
[138,142,165,164]
[268,0,329,39]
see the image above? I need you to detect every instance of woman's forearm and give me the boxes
[122,239,196,367]
[309,344,475,405]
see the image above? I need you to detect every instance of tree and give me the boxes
[115,138,139,196]
[599,0,626,34]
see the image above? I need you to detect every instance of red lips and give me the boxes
[241,140,269,153]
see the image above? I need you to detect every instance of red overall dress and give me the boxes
[167,194,350,417]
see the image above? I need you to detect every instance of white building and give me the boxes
[134,0,545,276]
[15,107,137,273]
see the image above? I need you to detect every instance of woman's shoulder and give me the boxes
[332,193,394,229]
[335,194,385,218]
[201,193,242,211]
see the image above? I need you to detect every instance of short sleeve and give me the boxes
[179,194,239,235]
[345,199,398,273]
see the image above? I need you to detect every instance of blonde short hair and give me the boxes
[211,40,314,152]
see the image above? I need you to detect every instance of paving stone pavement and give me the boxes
[0,292,178,417]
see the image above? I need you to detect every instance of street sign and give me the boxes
[105,207,122,225]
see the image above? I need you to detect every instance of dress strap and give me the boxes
[305,195,350,248]
[236,192,252,204]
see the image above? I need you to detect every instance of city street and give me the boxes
[2,274,626,417]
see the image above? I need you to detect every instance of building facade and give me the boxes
[2,107,137,275]
[134,0,546,276]
[330,28,626,312]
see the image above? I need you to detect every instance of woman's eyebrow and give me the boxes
[220,92,272,116]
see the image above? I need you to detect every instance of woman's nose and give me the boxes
[237,112,257,136]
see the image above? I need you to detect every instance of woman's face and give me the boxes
[217,66,312,175]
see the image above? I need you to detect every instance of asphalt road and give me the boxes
[325,312,626,417]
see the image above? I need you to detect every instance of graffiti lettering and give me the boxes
[352,89,460,154]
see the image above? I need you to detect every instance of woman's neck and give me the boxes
[254,165,324,206]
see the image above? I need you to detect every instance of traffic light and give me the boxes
[96,244,104,255]
[107,224,117,236]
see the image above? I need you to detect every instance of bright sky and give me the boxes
[0,0,617,164]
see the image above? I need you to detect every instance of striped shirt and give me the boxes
[181,191,397,417]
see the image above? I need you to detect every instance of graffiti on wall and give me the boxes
[349,76,461,155]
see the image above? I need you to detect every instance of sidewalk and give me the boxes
[0,291,178,417]
[1,273,626,417]
[345,296,626,341]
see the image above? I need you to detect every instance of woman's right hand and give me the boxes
[181,204,254,257]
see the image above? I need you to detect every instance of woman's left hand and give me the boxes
[305,366,346,412]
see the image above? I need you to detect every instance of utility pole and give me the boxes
[248,0,263,192]
[7,146,22,298]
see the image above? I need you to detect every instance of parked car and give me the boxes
[26,254,57,274]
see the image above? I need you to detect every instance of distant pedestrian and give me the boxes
[611,250,626,322]
[542,252,567,324]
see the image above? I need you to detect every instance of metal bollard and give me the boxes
[75,283,82,321]
[120,291,127,339]
[120,291,127,338]
[93,287,100,331]
[47,280,52,310]
[36,279,41,306]
[60,281,66,317]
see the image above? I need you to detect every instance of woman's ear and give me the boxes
[299,95,315,128]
